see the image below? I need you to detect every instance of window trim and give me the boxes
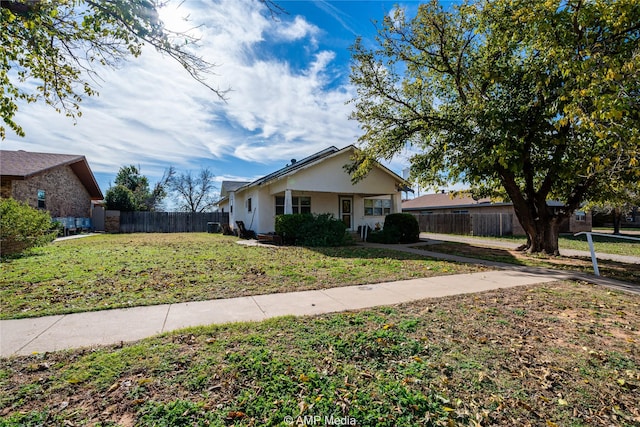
[275,195,311,215]
[364,198,392,216]
[37,189,46,209]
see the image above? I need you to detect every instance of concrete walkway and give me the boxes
[2,239,637,358]
[2,269,576,357]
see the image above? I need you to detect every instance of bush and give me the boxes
[0,198,57,256]
[275,213,349,246]
[367,213,420,244]
[275,213,313,244]
[104,185,136,211]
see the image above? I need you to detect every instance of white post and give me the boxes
[586,232,600,276]
[284,189,293,214]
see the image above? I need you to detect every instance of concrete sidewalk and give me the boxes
[1,269,576,357]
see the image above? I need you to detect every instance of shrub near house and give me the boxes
[0,198,57,256]
[367,213,420,244]
[275,213,349,246]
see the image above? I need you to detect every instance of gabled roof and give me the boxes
[217,145,407,205]
[220,180,250,198]
[0,150,103,199]
[244,145,405,191]
[402,192,495,211]
[248,146,341,187]
[402,192,569,211]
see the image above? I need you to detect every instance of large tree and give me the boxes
[1,0,281,139]
[112,164,173,211]
[169,167,218,213]
[349,0,639,254]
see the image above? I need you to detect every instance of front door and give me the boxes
[339,196,353,230]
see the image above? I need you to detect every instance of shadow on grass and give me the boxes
[416,241,529,266]
[305,245,437,261]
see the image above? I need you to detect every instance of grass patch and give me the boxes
[432,232,640,257]
[417,242,640,284]
[1,282,638,426]
[0,233,485,320]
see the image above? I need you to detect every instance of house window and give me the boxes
[247,198,252,212]
[37,190,46,209]
[575,211,586,221]
[275,196,311,215]
[453,210,469,214]
[364,198,391,216]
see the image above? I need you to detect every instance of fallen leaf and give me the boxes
[226,411,246,420]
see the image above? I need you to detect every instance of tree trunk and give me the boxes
[524,217,560,255]
[612,207,622,235]
[510,196,561,255]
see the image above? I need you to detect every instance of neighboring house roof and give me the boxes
[402,192,499,211]
[402,192,570,211]
[0,150,103,199]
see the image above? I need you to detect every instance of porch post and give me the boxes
[284,189,293,214]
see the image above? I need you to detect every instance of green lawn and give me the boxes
[1,282,638,426]
[0,233,485,320]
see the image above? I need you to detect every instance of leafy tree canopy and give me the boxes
[111,164,173,211]
[1,0,234,139]
[104,184,136,211]
[349,0,639,253]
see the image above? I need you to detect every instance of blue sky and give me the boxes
[3,0,443,199]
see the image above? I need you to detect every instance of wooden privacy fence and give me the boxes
[412,213,513,236]
[119,212,229,233]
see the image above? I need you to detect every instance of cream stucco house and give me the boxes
[217,146,408,235]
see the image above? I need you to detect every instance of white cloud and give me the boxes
[4,0,364,186]
[273,15,320,44]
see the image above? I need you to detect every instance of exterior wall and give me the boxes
[3,165,92,217]
[268,151,400,195]
[562,211,592,233]
[0,179,12,198]
[226,149,405,235]
[244,190,402,234]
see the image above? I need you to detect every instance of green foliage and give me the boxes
[275,213,313,244]
[349,0,640,253]
[367,226,400,244]
[108,165,172,211]
[367,214,420,244]
[104,185,136,211]
[298,213,350,247]
[0,198,56,256]
[1,0,224,139]
[384,213,420,244]
[275,213,349,247]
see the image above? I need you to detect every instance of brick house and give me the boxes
[0,150,103,217]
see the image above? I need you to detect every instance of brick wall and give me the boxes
[7,165,92,217]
